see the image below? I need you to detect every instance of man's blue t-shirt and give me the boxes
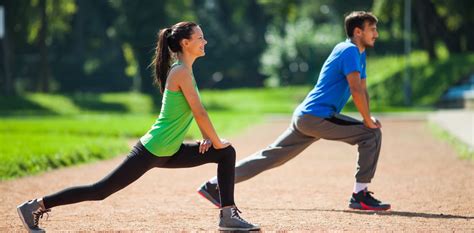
[294,40,367,118]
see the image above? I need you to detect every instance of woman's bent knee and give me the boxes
[219,145,236,161]
[222,145,236,155]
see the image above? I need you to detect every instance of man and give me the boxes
[198,11,390,211]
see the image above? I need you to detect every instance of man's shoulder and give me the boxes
[334,41,358,54]
[328,41,358,61]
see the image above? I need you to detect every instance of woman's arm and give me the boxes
[170,67,230,149]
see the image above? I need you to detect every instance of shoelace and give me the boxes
[33,208,51,227]
[230,207,251,225]
[365,191,381,204]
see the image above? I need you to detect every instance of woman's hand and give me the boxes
[197,139,212,154]
[213,139,232,150]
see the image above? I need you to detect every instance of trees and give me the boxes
[0,0,472,95]
[0,0,76,94]
[192,0,269,88]
[259,0,373,86]
[375,0,474,60]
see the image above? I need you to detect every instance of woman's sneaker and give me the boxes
[219,206,260,231]
[17,199,51,233]
[197,181,221,207]
[349,189,391,211]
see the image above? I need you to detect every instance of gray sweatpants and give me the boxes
[230,113,382,183]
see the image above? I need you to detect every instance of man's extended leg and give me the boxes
[198,117,317,206]
[234,121,318,183]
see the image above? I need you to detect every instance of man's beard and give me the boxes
[363,39,375,48]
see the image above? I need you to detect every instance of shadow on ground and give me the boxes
[249,207,473,220]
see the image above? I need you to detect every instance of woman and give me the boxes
[17,22,259,232]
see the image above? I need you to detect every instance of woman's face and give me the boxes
[182,26,207,57]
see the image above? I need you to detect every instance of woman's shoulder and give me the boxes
[168,65,193,83]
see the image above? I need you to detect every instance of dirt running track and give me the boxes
[1,117,473,232]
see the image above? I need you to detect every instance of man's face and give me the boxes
[360,21,378,48]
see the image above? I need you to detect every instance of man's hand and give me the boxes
[372,116,382,128]
[197,139,212,154]
[364,116,381,129]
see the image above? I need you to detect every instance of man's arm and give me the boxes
[361,78,381,128]
[347,72,379,129]
[361,79,369,107]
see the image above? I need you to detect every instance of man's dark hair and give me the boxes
[344,11,378,38]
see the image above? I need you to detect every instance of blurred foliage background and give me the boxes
[1,0,473,179]
[1,0,473,96]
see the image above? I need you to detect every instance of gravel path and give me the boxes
[1,117,473,231]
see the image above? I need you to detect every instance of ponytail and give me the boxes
[153,28,172,93]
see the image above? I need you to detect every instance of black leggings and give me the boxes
[43,141,236,208]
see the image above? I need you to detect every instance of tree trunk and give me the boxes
[1,1,14,95]
[74,0,85,62]
[463,22,474,52]
[414,0,462,56]
[425,0,461,53]
[2,29,12,95]
[412,0,437,60]
[38,0,51,92]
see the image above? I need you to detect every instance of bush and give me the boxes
[370,53,474,106]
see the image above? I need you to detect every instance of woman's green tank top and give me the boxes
[140,62,198,156]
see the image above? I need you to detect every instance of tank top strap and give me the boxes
[170,60,181,69]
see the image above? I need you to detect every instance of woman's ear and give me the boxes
[180,39,189,49]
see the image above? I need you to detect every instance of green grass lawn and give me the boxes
[1,114,155,137]
[201,86,311,113]
[0,112,265,179]
[0,87,310,180]
[0,132,129,178]
[366,51,429,85]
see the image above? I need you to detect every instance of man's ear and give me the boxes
[354,27,362,37]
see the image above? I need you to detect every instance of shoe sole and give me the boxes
[16,205,30,231]
[197,189,221,208]
[219,226,261,231]
[349,202,391,211]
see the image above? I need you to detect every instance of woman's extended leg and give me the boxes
[17,142,160,232]
[42,143,157,208]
